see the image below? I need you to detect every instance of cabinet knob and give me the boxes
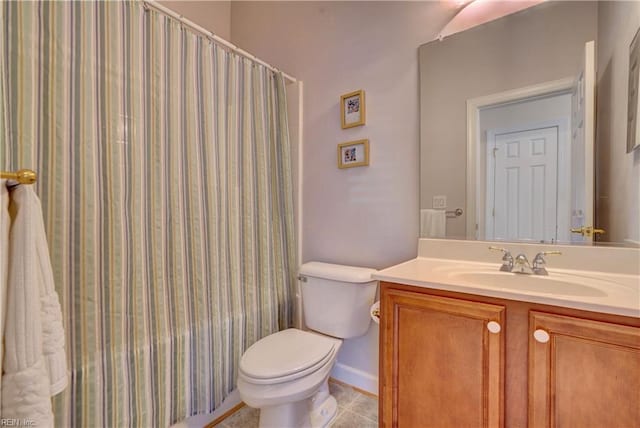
[533,329,550,343]
[487,321,501,334]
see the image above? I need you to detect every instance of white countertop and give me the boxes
[373,257,640,318]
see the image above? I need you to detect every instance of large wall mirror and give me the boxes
[419,1,640,247]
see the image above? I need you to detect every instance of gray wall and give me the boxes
[160,1,231,40]
[479,95,571,136]
[596,1,640,245]
[229,1,457,385]
[419,2,598,238]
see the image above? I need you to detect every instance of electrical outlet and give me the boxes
[433,195,447,209]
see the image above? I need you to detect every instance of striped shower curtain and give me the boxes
[0,1,297,426]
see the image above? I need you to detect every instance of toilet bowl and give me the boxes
[237,262,378,428]
[238,329,342,427]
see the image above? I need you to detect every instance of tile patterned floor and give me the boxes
[216,381,378,427]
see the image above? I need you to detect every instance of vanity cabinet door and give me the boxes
[529,311,640,428]
[380,286,505,428]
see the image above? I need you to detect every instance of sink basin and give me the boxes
[374,256,640,317]
[447,271,608,297]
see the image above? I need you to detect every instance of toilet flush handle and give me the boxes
[297,275,308,282]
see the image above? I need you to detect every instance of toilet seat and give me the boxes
[239,329,339,385]
[240,346,337,385]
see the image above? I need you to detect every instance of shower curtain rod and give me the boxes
[142,0,297,84]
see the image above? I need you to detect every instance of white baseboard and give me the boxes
[171,389,242,428]
[330,362,378,395]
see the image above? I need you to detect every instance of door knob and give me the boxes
[570,226,606,237]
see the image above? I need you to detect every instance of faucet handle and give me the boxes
[532,251,561,275]
[489,246,513,271]
[489,246,510,257]
[533,251,562,264]
[537,250,562,257]
[489,246,512,260]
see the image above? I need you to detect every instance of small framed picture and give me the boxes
[338,139,369,169]
[340,90,366,129]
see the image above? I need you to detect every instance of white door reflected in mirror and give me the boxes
[486,122,561,242]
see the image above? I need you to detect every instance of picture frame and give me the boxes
[340,90,366,129]
[627,26,640,153]
[338,139,369,169]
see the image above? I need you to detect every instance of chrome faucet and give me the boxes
[489,247,562,275]
[531,251,562,275]
[488,246,513,272]
[513,253,534,274]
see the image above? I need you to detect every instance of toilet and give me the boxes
[237,262,378,428]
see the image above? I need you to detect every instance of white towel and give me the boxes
[2,184,68,427]
[420,209,446,238]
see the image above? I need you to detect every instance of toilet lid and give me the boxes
[240,329,338,380]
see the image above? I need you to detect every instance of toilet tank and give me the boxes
[298,262,378,339]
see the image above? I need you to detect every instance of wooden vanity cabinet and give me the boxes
[529,311,640,428]
[380,285,506,428]
[379,281,640,428]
